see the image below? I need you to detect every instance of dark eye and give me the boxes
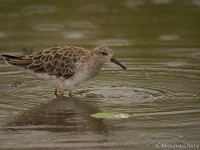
[100,52,108,56]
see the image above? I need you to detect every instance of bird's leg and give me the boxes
[60,83,65,97]
[60,90,65,97]
[54,89,58,96]
[69,90,72,98]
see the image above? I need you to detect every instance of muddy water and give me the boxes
[0,0,200,150]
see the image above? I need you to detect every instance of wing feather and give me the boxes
[27,46,89,79]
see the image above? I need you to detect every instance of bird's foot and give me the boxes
[54,89,58,96]
[60,91,65,97]
[54,89,73,99]
[54,89,63,98]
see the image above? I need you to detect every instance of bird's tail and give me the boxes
[1,54,32,68]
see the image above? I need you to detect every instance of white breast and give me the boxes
[63,70,89,90]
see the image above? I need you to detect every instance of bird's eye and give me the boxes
[100,52,108,56]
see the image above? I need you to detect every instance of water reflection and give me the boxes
[5,97,107,133]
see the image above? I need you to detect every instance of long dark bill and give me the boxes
[110,58,126,70]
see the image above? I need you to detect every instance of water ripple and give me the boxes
[32,23,64,32]
[22,5,57,16]
[97,39,133,46]
[0,48,200,149]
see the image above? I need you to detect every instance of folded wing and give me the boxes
[1,46,89,79]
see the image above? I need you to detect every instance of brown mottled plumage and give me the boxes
[1,46,126,97]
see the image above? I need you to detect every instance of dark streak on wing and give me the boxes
[1,54,33,68]
[27,46,89,79]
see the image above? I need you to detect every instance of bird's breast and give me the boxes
[87,61,103,79]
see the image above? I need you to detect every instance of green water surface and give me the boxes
[0,0,200,150]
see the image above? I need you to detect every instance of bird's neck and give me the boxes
[87,56,104,78]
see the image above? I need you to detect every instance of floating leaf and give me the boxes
[91,113,130,119]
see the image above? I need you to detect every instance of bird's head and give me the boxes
[91,46,126,70]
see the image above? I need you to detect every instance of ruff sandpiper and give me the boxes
[1,46,126,97]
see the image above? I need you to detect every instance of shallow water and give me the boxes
[0,0,200,150]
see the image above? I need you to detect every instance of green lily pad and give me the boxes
[91,113,130,119]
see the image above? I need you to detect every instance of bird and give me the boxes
[1,45,126,97]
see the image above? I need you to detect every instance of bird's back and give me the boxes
[1,46,90,79]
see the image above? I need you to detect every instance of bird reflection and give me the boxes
[6,97,107,133]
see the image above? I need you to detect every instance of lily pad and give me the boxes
[91,113,130,119]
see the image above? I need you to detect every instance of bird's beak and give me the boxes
[110,58,126,70]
